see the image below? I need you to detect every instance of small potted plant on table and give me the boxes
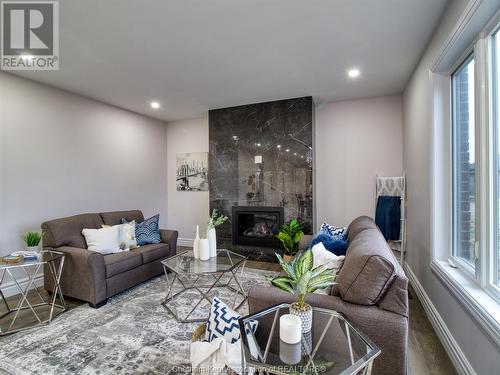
[22,231,43,252]
[276,219,304,262]
[268,249,335,332]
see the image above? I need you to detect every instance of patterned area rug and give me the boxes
[0,267,277,374]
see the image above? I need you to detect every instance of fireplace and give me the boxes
[232,206,284,247]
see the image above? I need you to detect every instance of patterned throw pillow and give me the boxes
[206,297,257,344]
[102,221,138,250]
[321,222,347,240]
[123,214,161,246]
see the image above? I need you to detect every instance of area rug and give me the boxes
[0,267,277,375]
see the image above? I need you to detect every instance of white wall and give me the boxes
[166,116,209,244]
[403,1,500,374]
[316,95,403,228]
[0,73,168,255]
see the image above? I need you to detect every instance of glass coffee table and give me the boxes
[161,249,247,323]
[239,304,381,375]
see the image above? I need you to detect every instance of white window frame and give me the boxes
[430,4,500,348]
[450,51,478,278]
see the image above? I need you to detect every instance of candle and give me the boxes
[279,340,301,365]
[279,314,302,344]
[199,239,210,261]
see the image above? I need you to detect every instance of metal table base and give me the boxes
[0,251,66,335]
[161,261,247,323]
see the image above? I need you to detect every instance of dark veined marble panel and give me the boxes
[209,97,314,261]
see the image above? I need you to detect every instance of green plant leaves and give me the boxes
[268,276,295,293]
[276,218,304,256]
[294,249,314,275]
[276,253,297,281]
[22,232,43,247]
[271,249,336,298]
[207,209,228,228]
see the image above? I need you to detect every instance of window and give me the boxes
[493,28,500,287]
[452,55,476,270]
[431,11,500,345]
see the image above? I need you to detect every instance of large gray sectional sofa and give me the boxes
[42,210,178,308]
[248,216,409,375]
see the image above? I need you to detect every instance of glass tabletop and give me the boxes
[239,303,380,375]
[161,249,246,274]
[0,250,64,270]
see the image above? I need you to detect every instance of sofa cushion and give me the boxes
[346,215,378,242]
[100,210,144,226]
[104,251,142,278]
[135,243,170,264]
[42,213,104,249]
[336,228,396,305]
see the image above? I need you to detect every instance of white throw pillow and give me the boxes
[312,242,345,295]
[82,226,121,254]
[312,242,345,270]
[102,222,138,250]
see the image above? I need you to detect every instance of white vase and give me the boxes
[193,225,200,259]
[199,239,210,261]
[26,245,39,253]
[207,227,217,257]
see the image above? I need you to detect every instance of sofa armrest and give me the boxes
[248,286,408,375]
[43,246,106,305]
[160,229,178,255]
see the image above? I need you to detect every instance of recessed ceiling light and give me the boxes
[150,101,160,109]
[293,152,297,156]
[348,69,360,78]
[232,135,239,140]
[285,149,290,152]
[277,145,282,149]
[256,143,261,147]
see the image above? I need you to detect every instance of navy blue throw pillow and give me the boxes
[123,214,161,245]
[310,230,349,256]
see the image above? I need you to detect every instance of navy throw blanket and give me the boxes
[375,196,401,241]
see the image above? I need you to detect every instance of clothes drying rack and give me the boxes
[375,174,407,265]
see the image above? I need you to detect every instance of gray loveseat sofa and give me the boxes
[248,216,409,375]
[42,210,178,308]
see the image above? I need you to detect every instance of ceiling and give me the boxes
[11,0,448,121]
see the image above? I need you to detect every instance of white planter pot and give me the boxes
[199,239,210,261]
[207,227,217,257]
[26,245,39,253]
[290,303,313,333]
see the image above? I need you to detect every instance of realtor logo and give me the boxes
[1,0,59,70]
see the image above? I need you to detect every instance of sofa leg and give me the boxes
[89,299,107,308]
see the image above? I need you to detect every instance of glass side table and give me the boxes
[0,250,66,335]
[161,249,247,323]
[239,303,381,375]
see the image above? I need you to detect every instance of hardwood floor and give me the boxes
[0,252,456,374]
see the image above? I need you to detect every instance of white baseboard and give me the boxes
[403,262,476,375]
[1,273,44,298]
[177,237,194,247]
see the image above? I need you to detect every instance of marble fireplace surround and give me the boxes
[209,96,314,261]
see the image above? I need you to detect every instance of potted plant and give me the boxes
[276,219,304,262]
[207,209,229,257]
[22,231,43,252]
[268,249,335,332]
